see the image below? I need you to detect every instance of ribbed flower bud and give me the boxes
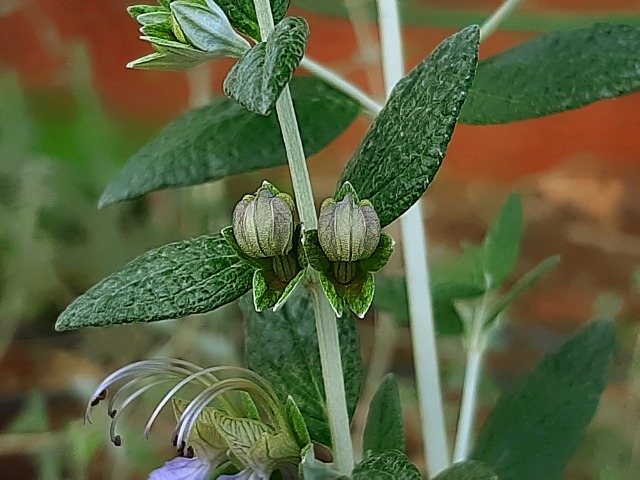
[318,194,381,263]
[233,187,294,259]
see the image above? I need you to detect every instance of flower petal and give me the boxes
[149,456,211,480]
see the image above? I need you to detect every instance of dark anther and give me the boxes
[186,446,195,459]
[108,409,117,419]
[113,435,122,447]
[177,441,186,457]
[91,390,107,407]
[171,434,178,447]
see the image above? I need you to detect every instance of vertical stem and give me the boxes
[252,0,354,473]
[479,0,525,42]
[452,350,482,462]
[375,0,450,476]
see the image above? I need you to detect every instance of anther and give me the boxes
[186,446,194,459]
[113,435,122,447]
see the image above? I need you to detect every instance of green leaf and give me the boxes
[363,374,405,457]
[482,192,523,289]
[243,288,363,447]
[284,396,311,448]
[351,449,421,480]
[431,243,485,301]
[170,1,251,57]
[216,0,290,41]
[126,51,207,70]
[99,77,359,207]
[55,233,252,330]
[460,23,640,124]
[485,255,560,328]
[473,319,618,480]
[339,25,479,227]
[224,17,309,115]
[433,461,497,479]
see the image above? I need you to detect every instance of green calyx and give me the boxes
[304,183,394,318]
[224,182,304,312]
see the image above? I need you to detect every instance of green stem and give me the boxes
[375,0,450,475]
[252,0,354,474]
[479,0,525,42]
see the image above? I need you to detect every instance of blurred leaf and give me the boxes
[431,243,485,301]
[485,255,560,327]
[7,392,48,433]
[473,319,618,480]
[482,193,523,289]
[99,77,360,207]
[363,374,405,456]
[243,289,362,448]
[224,17,308,115]
[460,24,640,124]
[433,461,497,479]
[339,25,479,227]
[216,0,291,41]
[55,233,252,330]
[294,0,640,31]
[351,449,421,479]
[373,276,463,334]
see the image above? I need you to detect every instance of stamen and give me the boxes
[108,380,165,446]
[113,435,122,447]
[186,446,195,459]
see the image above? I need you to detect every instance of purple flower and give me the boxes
[149,456,211,480]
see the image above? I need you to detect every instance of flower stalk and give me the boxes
[252,0,355,474]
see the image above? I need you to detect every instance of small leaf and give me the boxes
[55,233,252,330]
[351,449,421,480]
[363,374,405,457]
[252,269,281,311]
[473,319,618,480]
[285,395,311,448]
[339,25,479,227]
[170,1,251,57]
[136,11,172,26]
[433,461,497,480]
[484,255,560,328]
[215,0,290,41]
[482,192,523,289]
[126,51,206,71]
[243,289,363,447]
[460,23,640,124]
[224,17,309,115]
[128,5,166,21]
[99,77,359,207]
[345,272,375,319]
[319,271,344,318]
[359,233,395,273]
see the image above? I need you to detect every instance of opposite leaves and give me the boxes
[55,233,253,330]
[473,319,618,480]
[224,16,309,115]
[99,77,359,207]
[460,23,640,124]
[242,289,363,448]
[339,25,479,227]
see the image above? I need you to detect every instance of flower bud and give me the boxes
[233,187,294,259]
[318,194,381,263]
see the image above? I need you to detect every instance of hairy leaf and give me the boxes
[216,0,290,41]
[473,320,618,479]
[351,449,421,479]
[339,25,479,227]
[243,289,362,447]
[433,461,497,479]
[55,233,252,330]
[363,374,405,456]
[99,77,359,207]
[224,17,309,115]
[460,23,640,124]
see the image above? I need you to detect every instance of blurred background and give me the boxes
[1,0,639,478]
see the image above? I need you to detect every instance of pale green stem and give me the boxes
[453,286,490,462]
[252,0,354,473]
[300,56,382,117]
[375,0,450,475]
[479,0,525,42]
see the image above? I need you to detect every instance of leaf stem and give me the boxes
[452,349,483,462]
[252,0,354,474]
[375,0,450,476]
[479,0,525,42]
[300,56,382,117]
